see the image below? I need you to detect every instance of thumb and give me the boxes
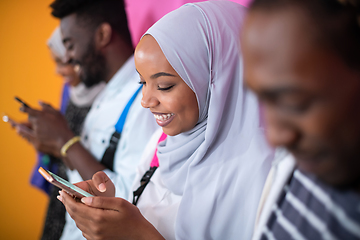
[81,196,126,211]
[92,171,115,195]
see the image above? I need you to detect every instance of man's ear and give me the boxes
[95,23,112,49]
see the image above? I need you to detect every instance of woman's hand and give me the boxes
[59,189,164,240]
[74,171,116,197]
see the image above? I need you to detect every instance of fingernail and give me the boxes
[57,195,63,202]
[81,197,92,205]
[98,183,106,192]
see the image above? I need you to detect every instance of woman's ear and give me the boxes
[95,23,112,49]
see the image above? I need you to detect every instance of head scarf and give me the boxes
[146,1,273,239]
[146,1,274,239]
[47,27,66,62]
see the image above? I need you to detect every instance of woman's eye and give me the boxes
[158,85,174,91]
[67,45,74,51]
[138,81,146,86]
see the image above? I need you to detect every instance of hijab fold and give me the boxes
[146,1,274,239]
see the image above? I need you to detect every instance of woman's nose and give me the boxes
[141,88,160,109]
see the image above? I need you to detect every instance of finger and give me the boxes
[20,105,39,116]
[39,101,57,113]
[16,124,35,139]
[73,180,97,195]
[81,196,124,211]
[7,118,18,128]
[60,190,88,216]
[59,191,96,234]
[92,171,113,193]
[21,121,32,129]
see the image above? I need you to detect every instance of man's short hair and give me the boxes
[50,0,132,47]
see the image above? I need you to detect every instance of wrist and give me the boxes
[57,131,76,155]
[60,136,81,157]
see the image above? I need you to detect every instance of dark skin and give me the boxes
[57,36,187,240]
[17,13,134,180]
[241,8,360,193]
[58,171,164,240]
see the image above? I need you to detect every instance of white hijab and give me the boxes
[47,27,105,107]
[146,1,274,239]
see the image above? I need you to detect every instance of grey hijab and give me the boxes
[146,1,274,239]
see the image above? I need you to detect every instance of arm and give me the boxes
[20,102,106,180]
[59,171,164,240]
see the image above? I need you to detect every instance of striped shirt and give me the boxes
[260,169,360,240]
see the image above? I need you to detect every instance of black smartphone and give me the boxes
[14,96,32,109]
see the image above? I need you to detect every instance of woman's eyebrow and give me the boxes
[150,72,176,79]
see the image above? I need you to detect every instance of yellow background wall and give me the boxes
[0,0,62,239]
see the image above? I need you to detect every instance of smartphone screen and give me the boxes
[38,167,93,198]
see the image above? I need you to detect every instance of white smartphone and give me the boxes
[38,167,93,198]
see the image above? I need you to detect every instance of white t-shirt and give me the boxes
[61,56,159,240]
[130,128,182,240]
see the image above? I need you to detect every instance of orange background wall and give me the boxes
[0,0,62,239]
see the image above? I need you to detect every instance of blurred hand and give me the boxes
[20,102,74,157]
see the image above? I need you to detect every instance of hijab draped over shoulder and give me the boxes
[146,1,274,239]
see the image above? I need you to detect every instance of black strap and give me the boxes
[132,166,158,206]
[100,131,121,171]
[99,86,142,171]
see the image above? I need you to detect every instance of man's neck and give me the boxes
[104,49,133,83]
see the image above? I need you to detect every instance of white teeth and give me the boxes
[74,64,80,73]
[154,113,174,121]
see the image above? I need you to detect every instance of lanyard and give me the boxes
[100,85,143,171]
[114,85,143,133]
[132,132,167,205]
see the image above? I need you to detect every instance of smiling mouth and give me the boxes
[74,64,82,75]
[153,113,175,127]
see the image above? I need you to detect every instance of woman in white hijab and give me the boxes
[59,1,274,239]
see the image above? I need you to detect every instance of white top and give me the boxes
[61,56,159,240]
[252,151,295,240]
[130,129,181,240]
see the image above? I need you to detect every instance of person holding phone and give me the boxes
[14,26,105,240]
[58,2,274,239]
[18,0,159,239]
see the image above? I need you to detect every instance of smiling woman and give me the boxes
[135,35,199,136]
[58,1,274,239]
